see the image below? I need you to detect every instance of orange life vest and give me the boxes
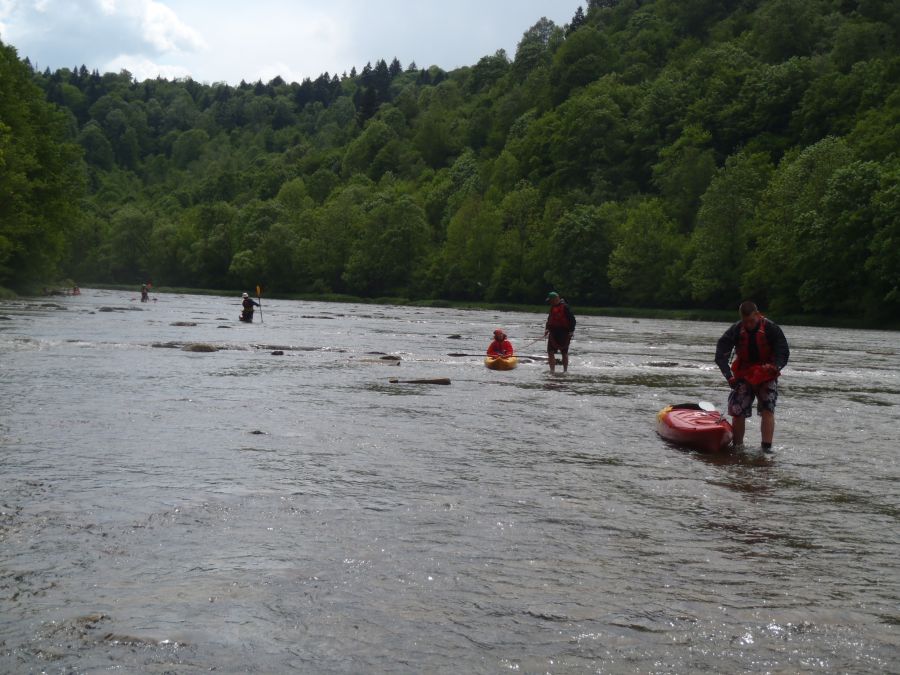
[547,303,572,331]
[731,318,776,385]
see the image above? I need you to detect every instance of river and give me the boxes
[1,289,898,673]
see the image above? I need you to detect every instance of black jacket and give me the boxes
[715,318,789,380]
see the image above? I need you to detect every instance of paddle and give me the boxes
[256,284,263,323]
[519,335,545,350]
[389,377,451,385]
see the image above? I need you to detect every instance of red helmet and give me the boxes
[493,329,506,339]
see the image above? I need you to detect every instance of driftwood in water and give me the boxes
[388,378,451,385]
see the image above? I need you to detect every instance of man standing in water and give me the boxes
[240,292,260,322]
[544,291,576,373]
[715,301,790,452]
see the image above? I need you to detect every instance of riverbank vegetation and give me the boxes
[1,0,898,325]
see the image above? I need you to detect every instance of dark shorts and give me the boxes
[547,330,572,355]
[728,378,778,418]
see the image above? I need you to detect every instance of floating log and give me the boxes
[388,377,451,385]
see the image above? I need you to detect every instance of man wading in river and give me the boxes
[544,291,576,373]
[715,301,790,452]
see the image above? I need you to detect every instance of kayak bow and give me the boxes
[656,404,733,452]
[484,355,518,370]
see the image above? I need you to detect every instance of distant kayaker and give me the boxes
[715,300,790,452]
[544,291,576,373]
[240,292,260,323]
[487,329,514,357]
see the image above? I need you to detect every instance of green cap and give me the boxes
[546,291,559,301]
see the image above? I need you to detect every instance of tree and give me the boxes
[108,205,153,281]
[865,165,900,315]
[568,7,587,35]
[608,199,687,306]
[438,196,502,299]
[686,151,774,305]
[512,18,559,81]
[78,121,114,169]
[742,137,856,312]
[469,50,510,93]
[751,0,823,63]
[651,125,717,229]
[549,27,617,104]
[342,189,431,296]
[551,202,623,305]
[0,39,85,288]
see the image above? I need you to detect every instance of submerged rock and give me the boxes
[170,321,198,327]
[152,341,182,349]
[380,355,401,361]
[271,350,284,356]
[181,343,218,352]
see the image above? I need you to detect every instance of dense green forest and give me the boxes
[1,0,898,320]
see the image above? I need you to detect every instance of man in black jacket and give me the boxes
[544,291,576,373]
[715,301,790,452]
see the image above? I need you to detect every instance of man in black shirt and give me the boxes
[715,301,790,452]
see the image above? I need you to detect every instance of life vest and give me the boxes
[487,340,514,357]
[731,318,776,385]
[547,302,572,331]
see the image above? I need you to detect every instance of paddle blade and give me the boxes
[698,401,717,411]
[256,284,262,297]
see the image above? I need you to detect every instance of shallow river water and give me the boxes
[1,289,898,673]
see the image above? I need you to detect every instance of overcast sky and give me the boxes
[1,0,581,83]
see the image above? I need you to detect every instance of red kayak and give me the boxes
[657,404,733,452]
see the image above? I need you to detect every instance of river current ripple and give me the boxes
[1,290,898,673]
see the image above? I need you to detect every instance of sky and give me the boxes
[0,0,581,84]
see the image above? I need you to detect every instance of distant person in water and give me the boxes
[240,292,260,323]
[140,284,149,302]
[544,291,576,373]
[71,286,80,295]
[487,329,514,357]
[715,300,790,452]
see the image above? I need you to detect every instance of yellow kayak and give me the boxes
[484,355,518,370]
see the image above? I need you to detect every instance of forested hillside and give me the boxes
[3,0,899,320]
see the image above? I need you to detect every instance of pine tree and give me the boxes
[568,6,586,35]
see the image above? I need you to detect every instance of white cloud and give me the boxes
[138,0,205,53]
[104,53,191,80]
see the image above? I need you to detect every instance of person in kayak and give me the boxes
[715,300,790,452]
[544,291,576,373]
[240,292,260,323]
[487,329,515,358]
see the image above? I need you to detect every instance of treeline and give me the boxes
[2,0,898,321]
